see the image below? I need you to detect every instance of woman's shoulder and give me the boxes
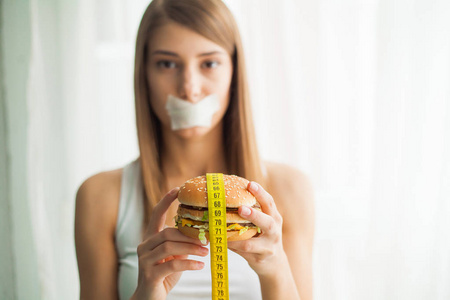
[75,167,124,233]
[263,161,313,195]
[262,161,314,220]
[76,167,123,203]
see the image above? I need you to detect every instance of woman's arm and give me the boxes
[75,170,122,300]
[227,162,315,300]
[268,163,315,300]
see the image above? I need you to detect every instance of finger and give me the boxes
[155,259,205,278]
[146,187,180,235]
[149,241,208,264]
[143,228,205,252]
[162,255,175,263]
[172,254,188,260]
[228,238,270,255]
[238,205,278,236]
[162,254,189,263]
[161,254,188,263]
[247,182,278,217]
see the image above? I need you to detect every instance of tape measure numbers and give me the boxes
[206,173,229,300]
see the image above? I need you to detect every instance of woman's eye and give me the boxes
[202,61,220,69]
[156,60,177,69]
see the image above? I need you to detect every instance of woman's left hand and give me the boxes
[227,181,289,277]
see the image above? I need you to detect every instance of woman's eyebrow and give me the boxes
[151,50,178,56]
[151,50,226,57]
[197,51,226,57]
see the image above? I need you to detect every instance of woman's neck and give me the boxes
[160,122,228,185]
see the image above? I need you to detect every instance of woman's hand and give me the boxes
[228,182,300,299]
[131,188,209,300]
[227,181,288,276]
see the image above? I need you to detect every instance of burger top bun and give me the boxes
[178,175,257,208]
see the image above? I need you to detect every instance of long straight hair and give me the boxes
[134,0,265,225]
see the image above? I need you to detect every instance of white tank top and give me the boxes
[115,159,262,300]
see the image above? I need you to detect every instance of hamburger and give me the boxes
[175,175,261,244]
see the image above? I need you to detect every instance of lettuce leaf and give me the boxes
[198,229,207,245]
[239,226,249,236]
[201,211,208,221]
[192,223,209,230]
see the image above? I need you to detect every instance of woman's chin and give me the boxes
[174,126,211,139]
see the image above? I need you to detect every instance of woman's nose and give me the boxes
[178,66,202,103]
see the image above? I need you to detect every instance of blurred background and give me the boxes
[1,0,450,299]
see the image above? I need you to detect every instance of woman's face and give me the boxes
[147,21,233,139]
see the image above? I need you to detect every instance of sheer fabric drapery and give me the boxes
[26,0,450,299]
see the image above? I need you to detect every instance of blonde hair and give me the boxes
[134,0,265,224]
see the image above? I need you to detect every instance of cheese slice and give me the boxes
[227,223,245,230]
[181,219,204,227]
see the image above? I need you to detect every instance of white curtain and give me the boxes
[25,0,450,299]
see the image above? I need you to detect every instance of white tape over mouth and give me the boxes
[165,94,220,130]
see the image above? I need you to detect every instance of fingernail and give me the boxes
[249,182,258,192]
[200,247,209,255]
[240,205,251,216]
[196,261,205,269]
[169,187,179,195]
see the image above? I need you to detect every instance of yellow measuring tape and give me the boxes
[206,173,229,300]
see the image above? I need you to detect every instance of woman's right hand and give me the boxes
[131,187,209,300]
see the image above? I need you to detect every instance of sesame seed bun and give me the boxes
[178,175,257,207]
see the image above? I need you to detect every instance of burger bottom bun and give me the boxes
[177,224,258,242]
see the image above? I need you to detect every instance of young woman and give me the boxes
[75,0,314,299]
